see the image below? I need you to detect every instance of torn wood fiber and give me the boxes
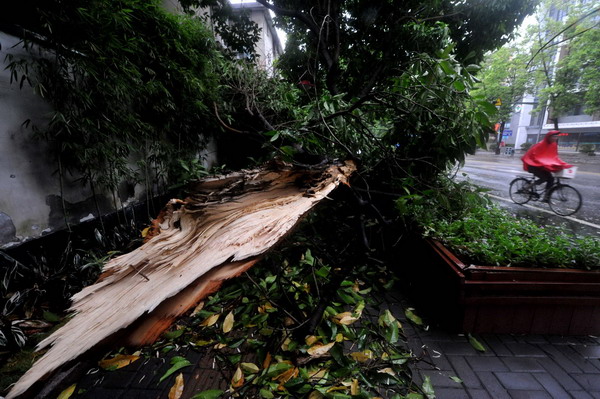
[7,160,356,399]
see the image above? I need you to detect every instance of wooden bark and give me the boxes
[7,160,356,398]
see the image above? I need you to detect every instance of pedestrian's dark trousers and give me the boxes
[527,166,553,191]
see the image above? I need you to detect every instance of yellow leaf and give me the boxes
[240,362,260,374]
[377,367,396,376]
[307,342,335,357]
[223,311,234,333]
[332,312,358,326]
[305,335,319,346]
[141,227,150,238]
[335,333,344,342]
[351,379,359,395]
[263,352,272,369]
[98,354,140,370]
[308,391,324,399]
[214,343,227,349]
[326,385,348,393]
[168,373,184,399]
[284,316,295,326]
[281,336,292,351]
[231,366,244,388]
[200,313,220,327]
[273,367,298,385]
[190,301,205,317]
[307,368,328,382]
[349,350,373,363]
[57,384,76,399]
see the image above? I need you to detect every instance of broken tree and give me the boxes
[7,160,356,399]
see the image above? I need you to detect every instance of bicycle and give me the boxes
[509,173,582,216]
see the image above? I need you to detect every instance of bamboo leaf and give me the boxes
[422,375,436,398]
[404,308,423,326]
[192,389,224,399]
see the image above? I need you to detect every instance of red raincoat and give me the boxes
[522,131,573,172]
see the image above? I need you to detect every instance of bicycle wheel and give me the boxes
[509,178,532,204]
[548,184,582,216]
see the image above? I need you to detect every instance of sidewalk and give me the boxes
[65,291,600,399]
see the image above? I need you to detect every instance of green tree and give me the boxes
[524,0,600,128]
[472,45,530,150]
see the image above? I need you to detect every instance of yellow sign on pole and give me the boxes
[494,98,502,106]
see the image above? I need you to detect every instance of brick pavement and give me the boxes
[392,290,600,399]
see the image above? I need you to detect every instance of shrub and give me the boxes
[520,142,533,152]
[579,143,596,156]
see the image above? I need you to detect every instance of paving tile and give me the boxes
[429,387,471,398]
[572,374,600,391]
[573,345,600,360]
[536,358,585,391]
[494,372,543,390]
[420,371,463,388]
[100,370,137,389]
[465,356,509,372]
[505,342,547,357]
[117,388,162,399]
[572,392,595,399]
[555,345,600,373]
[538,344,583,373]
[507,390,553,399]
[466,388,492,399]
[590,392,600,399]
[502,357,545,372]
[439,341,491,356]
[481,335,513,357]
[447,356,482,389]
[532,373,571,399]
[476,371,511,399]
[79,387,123,399]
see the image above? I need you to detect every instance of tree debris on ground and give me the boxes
[6,160,356,399]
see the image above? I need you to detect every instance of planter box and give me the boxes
[399,239,600,335]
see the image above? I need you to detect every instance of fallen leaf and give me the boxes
[350,350,373,362]
[377,367,396,376]
[240,362,260,374]
[159,356,192,383]
[305,335,319,346]
[200,313,220,327]
[308,391,324,399]
[467,334,486,353]
[335,333,344,342]
[351,379,359,395]
[223,311,234,333]
[332,311,359,325]
[231,366,244,388]
[192,389,224,399]
[405,308,423,326]
[98,354,140,370]
[191,301,205,316]
[57,384,76,399]
[422,375,436,398]
[168,373,184,399]
[262,352,272,369]
[307,368,328,382]
[307,342,335,357]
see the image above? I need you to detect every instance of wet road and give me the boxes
[456,153,600,238]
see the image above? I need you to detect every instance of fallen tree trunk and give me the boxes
[7,160,356,399]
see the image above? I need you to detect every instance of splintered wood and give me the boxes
[7,160,355,399]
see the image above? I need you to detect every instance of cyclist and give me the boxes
[521,130,573,202]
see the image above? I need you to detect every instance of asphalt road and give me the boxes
[456,151,600,238]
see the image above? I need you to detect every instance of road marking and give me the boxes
[488,194,600,230]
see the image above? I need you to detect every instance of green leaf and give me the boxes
[450,376,463,384]
[467,334,486,353]
[384,322,399,344]
[422,375,436,398]
[43,311,61,322]
[159,356,192,383]
[452,79,466,92]
[192,389,224,399]
[259,389,275,398]
[163,329,185,340]
[404,308,423,326]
